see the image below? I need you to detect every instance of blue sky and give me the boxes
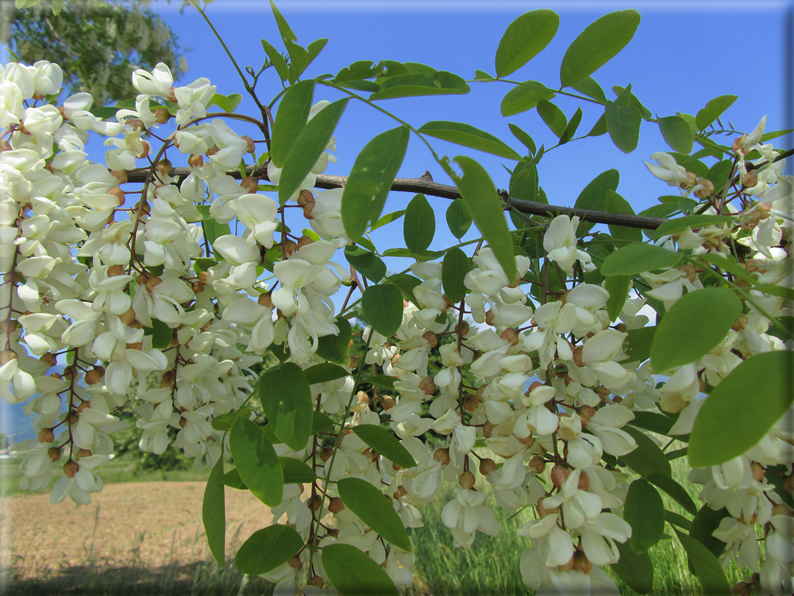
[1,0,792,442]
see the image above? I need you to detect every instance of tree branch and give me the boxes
[126,165,671,230]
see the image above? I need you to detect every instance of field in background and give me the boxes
[1,454,747,595]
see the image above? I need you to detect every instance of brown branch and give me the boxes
[125,165,671,230]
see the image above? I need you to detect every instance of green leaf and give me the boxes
[624,326,656,362]
[650,287,742,373]
[235,525,303,576]
[587,112,608,137]
[197,205,231,256]
[370,71,470,100]
[404,194,436,253]
[629,410,674,436]
[344,245,386,283]
[495,10,559,77]
[261,39,289,82]
[337,478,412,551]
[605,100,641,153]
[621,426,672,477]
[574,169,619,214]
[605,275,630,322]
[279,98,349,205]
[270,79,315,168]
[625,479,665,553]
[601,244,681,276]
[418,121,520,160]
[674,530,732,596]
[307,38,327,65]
[270,0,297,43]
[651,214,735,239]
[211,408,252,431]
[612,541,654,594]
[230,419,283,507]
[353,425,417,469]
[536,99,567,138]
[303,363,350,386]
[442,248,470,304]
[659,116,694,155]
[316,317,351,366]
[450,156,515,281]
[341,126,410,240]
[605,189,642,243]
[371,375,397,390]
[280,457,317,483]
[371,210,406,232]
[150,319,173,349]
[571,76,606,102]
[500,81,555,117]
[559,106,583,144]
[322,543,399,596]
[559,10,641,87]
[695,95,737,131]
[665,509,692,530]
[202,458,226,567]
[221,468,247,490]
[387,273,422,306]
[259,363,313,451]
[690,505,730,559]
[689,351,794,468]
[311,411,335,435]
[646,473,697,515]
[508,123,536,154]
[613,85,652,119]
[509,156,539,205]
[362,284,404,338]
[446,199,473,239]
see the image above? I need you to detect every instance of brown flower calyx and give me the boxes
[433,447,450,465]
[187,154,204,168]
[75,448,92,460]
[63,460,80,478]
[500,327,520,346]
[38,428,55,443]
[419,376,437,395]
[458,470,475,490]
[529,456,546,474]
[287,555,303,570]
[573,551,592,574]
[393,486,408,500]
[319,445,334,462]
[154,108,171,125]
[463,392,482,412]
[328,496,345,513]
[536,496,558,518]
[551,465,570,488]
[239,176,259,193]
[308,575,324,589]
[308,495,323,511]
[422,331,438,349]
[48,447,62,462]
[297,235,314,249]
[381,396,396,410]
[479,458,497,476]
[0,350,18,365]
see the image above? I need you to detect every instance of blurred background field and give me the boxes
[1,451,747,596]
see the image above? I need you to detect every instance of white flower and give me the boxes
[644,152,690,186]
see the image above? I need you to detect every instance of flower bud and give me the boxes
[458,471,475,490]
[529,456,546,474]
[500,328,520,346]
[422,331,438,349]
[240,176,258,193]
[479,458,497,476]
[63,460,80,478]
[287,555,303,570]
[573,551,592,574]
[433,448,450,465]
[0,350,17,366]
[328,496,345,513]
[155,159,173,178]
[48,447,61,462]
[419,377,436,396]
[38,428,55,443]
[694,178,715,199]
[308,495,323,511]
[320,446,334,462]
[153,108,171,125]
[551,465,570,488]
[309,576,324,589]
[241,135,256,153]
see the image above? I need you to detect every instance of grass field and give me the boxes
[1,452,747,595]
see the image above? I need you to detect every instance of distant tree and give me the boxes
[1,0,186,105]
[0,432,9,450]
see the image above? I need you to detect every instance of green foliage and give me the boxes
[337,477,412,551]
[7,0,185,105]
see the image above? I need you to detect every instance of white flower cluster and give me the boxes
[2,58,792,596]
